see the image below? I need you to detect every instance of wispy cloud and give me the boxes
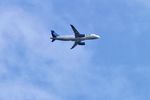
[0,3,96,99]
[0,0,150,100]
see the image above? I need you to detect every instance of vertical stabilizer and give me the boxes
[51,30,59,37]
[51,30,59,42]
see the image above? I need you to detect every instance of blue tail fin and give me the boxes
[51,30,59,38]
[51,30,59,42]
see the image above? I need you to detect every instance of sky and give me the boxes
[0,0,150,100]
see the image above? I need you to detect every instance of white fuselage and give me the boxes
[50,34,100,42]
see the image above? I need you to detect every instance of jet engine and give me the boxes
[78,42,85,45]
[78,34,85,37]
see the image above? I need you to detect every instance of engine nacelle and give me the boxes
[79,34,85,37]
[78,42,85,45]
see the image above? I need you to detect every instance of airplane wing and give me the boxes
[70,42,78,49]
[70,24,80,38]
[70,41,85,49]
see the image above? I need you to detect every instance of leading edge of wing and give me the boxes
[70,24,80,37]
[70,42,78,49]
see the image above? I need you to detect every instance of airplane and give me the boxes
[50,24,100,49]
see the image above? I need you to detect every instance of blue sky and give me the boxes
[0,0,150,100]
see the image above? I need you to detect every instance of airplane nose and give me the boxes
[96,35,100,38]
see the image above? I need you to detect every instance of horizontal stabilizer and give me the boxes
[51,39,55,42]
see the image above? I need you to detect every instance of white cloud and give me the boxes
[0,1,148,100]
[0,3,96,100]
[0,81,60,100]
